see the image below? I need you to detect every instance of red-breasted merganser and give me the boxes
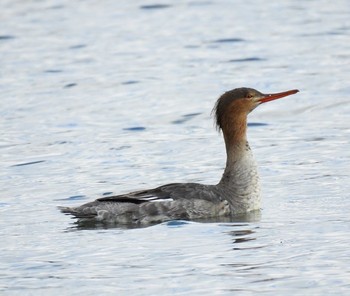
[60,87,299,225]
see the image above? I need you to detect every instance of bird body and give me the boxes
[60,87,299,225]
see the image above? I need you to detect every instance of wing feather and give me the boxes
[96,182,218,204]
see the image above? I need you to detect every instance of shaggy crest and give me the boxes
[212,87,259,131]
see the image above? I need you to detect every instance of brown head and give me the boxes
[213,87,299,148]
[214,87,299,131]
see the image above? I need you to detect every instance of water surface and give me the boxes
[1,0,350,295]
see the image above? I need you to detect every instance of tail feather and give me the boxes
[57,206,97,219]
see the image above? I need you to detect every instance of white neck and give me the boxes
[216,141,260,213]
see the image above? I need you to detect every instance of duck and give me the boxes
[59,87,299,225]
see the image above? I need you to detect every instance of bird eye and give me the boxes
[246,94,253,99]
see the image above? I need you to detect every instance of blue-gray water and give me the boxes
[1,0,350,295]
